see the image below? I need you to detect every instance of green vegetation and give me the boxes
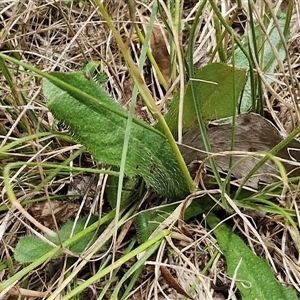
[0,1,299,299]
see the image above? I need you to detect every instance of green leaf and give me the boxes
[160,63,247,135]
[105,174,140,209]
[207,213,297,300]
[49,215,99,254]
[14,215,99,263]
[14,236,53,263]
[135,197,217,243]
[43,72,189,199]
[82,61,108,84]
[235,17,288,112]
[135,207,176,244]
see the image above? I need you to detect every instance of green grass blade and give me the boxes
[58,230,170,300]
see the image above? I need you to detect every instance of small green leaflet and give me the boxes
[14,215,99,263]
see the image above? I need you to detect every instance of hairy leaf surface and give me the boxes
[43,72,189,199]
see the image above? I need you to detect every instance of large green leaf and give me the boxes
[160,63,247,135]
[207,213,297,300]
[43,72,189,200]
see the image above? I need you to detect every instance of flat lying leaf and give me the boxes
[28,200,86,228]
[43,72,189,200]
[14,215,98,263]
[135,206,175,244]
[161,63,246,135]
[207,213,297,300]
[180,113,300,187]
[134,197,215,243]
[14,236,54,263]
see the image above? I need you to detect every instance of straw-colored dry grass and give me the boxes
[1,0,300,299]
